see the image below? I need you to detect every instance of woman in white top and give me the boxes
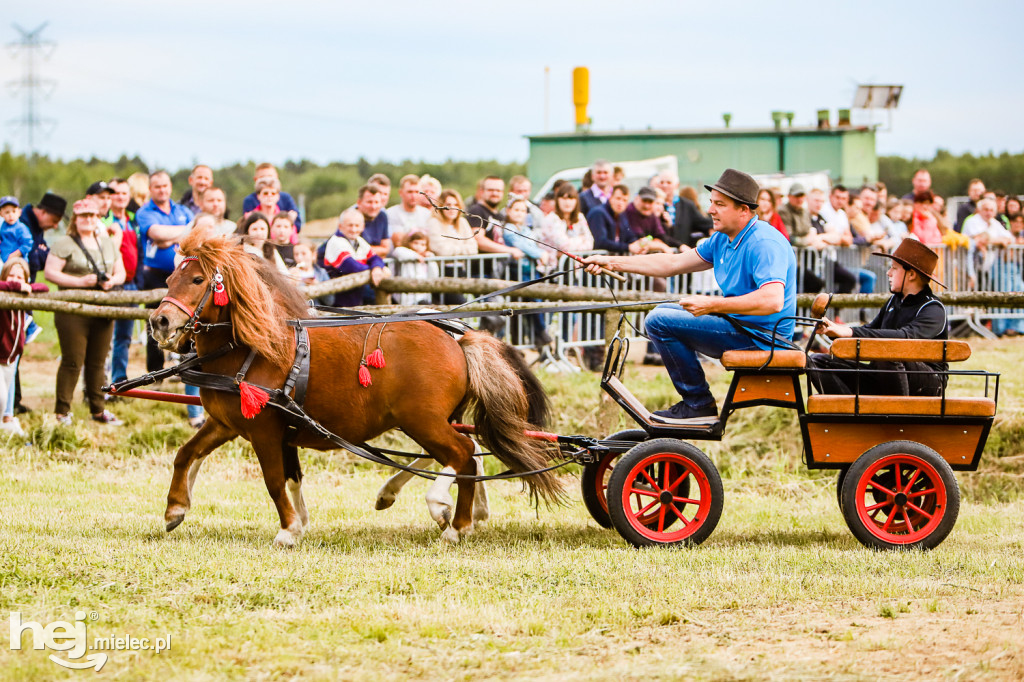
[424,189,477,304]
[538,183,593,267]
[424,189,477,258]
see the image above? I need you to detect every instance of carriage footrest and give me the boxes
[721,350,806,369]
[806,395,995,417]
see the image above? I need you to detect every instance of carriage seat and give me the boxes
[806,395,995,417]
[721,350,807,370]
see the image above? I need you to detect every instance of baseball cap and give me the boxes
[0,195,19,209]
[72,197,100,215]
[86,181,114,195]
[788,183,806,196]
[637,186,658,201]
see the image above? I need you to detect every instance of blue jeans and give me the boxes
[857,268,876,294]
[644,305,759,409]
[185,383,203,420]
[111,282,138,384]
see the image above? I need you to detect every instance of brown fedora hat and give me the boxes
[704,168,759,207]
[873,237,945,288]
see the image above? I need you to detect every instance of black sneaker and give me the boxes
[651,401,718,424]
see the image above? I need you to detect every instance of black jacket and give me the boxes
[853,286,948,373]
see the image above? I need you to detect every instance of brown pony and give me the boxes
[149,230,560,546]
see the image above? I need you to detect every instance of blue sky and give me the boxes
[3,0,1021,170]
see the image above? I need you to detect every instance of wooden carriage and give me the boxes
[586,299,999,551]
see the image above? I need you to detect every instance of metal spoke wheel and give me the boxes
[581,429,647,528]
[840,441,959,551]
[606,439,723,548]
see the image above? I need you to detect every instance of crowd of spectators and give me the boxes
[2,162,1023,432]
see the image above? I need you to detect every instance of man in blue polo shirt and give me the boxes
[584,168,797,423]
[136,170,194,368]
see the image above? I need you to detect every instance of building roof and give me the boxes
[526,125,872,141]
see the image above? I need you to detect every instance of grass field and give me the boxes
[1,331,1022,680]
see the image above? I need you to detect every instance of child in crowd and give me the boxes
[0,257,48,436]
[288,239,332,307]
[321,208,390,307]
[501,198,553,348]
[288,239,329,285]
[502,198,554,277]
[246,178,282,221]
[0,196,34,263]
[390,231,438,306]
[1,196,42,344]
[236,212,287,273]
[269,213,297,266]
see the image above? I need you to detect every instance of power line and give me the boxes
[6,22,56,155]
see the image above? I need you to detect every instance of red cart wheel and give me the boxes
[840,441,959,551]
[582,429,674,529]
[606,439,723,547]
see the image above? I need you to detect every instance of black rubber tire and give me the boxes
[606,438,723,548]
[840,440,960,551]
[836,466,849,514]
[581,429,647,528]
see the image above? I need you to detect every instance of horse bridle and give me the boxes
[159,256,231,335]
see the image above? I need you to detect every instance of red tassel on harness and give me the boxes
[367,347,385,369]
[239,381,269,418]
[358,363,372,387]
[212,271,228,306]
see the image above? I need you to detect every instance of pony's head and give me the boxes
[149,228,309,367]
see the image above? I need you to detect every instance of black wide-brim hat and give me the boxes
[704,168,759,208]
[38,192,68,219]
[873,237,946,288]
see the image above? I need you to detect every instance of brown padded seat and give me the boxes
[721,350,807,369]
[829,338,971,363]
[806,395,995,417]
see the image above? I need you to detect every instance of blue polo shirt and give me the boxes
[695,218,797,347]
[136,199,194,272]
[360,210,389,247]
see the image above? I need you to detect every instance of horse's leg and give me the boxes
[407,424,476,543]
[472,446,490,525]
[251,437,304,548]
[283,443,307,529]
[375,456,432,510]
[166,419,236,532]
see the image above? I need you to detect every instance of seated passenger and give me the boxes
[809,238,948,397]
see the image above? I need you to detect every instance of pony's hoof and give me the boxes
[375,492,396,510]
[472,507,489,524]
[458,523,475,538]
[273,529,298,548]
[165,507,187,532]
[440,526,460,544]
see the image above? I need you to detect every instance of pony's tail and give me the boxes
[458,330,564,506]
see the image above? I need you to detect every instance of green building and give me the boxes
[526,124,877,190]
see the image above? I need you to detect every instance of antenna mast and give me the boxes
[6,22,56,156]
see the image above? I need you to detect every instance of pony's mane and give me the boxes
[178,229,310,367]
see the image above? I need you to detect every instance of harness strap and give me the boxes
[283,324,311,407]
[173,366,574,482]
[105,343,237,394]
[160,295,195,318]
[234,348,259,384]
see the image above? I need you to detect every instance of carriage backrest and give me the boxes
[828,338,971,363]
